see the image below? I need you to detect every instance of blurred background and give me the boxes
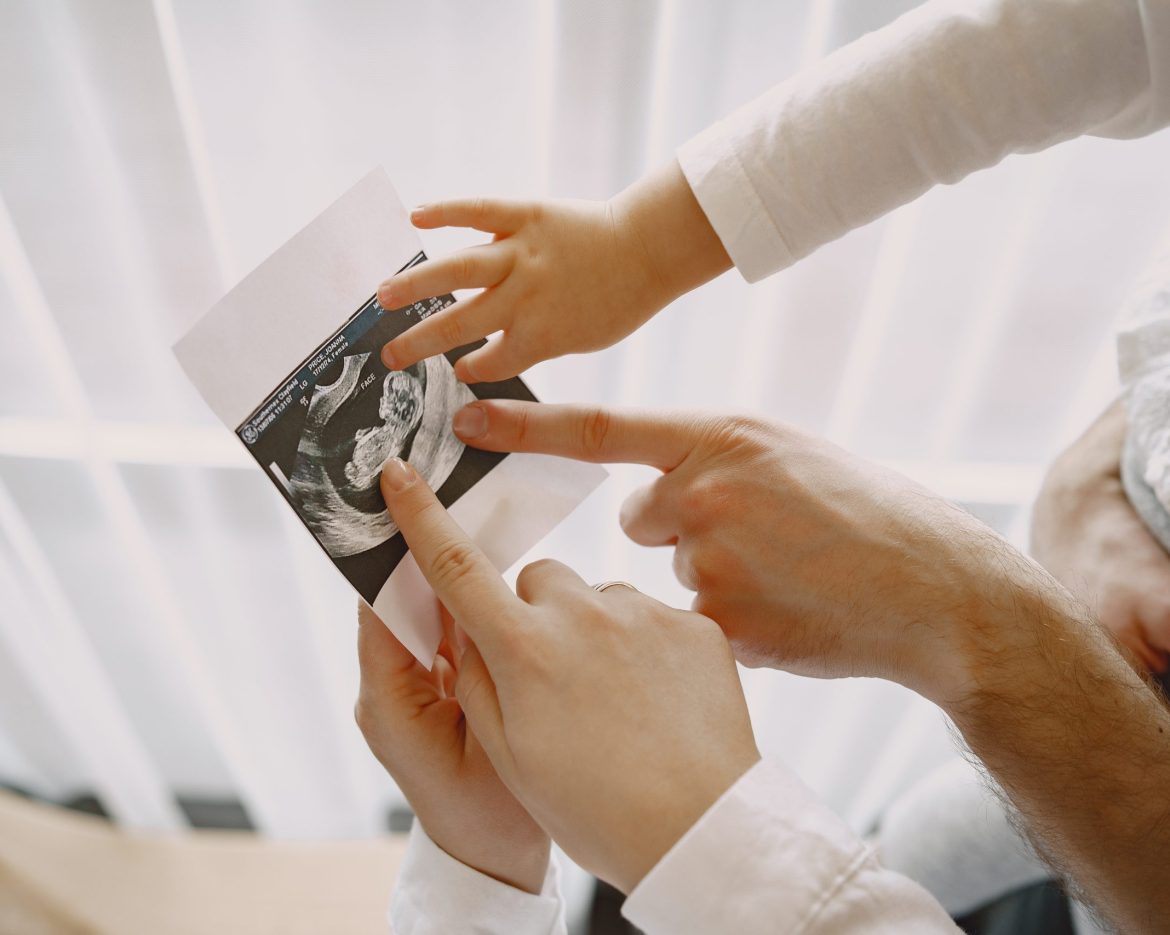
[2,0,1168,930]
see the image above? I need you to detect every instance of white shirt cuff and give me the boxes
[621,759,857,932]
[677,124,794,284]
[622,759,957,934]
[389,821,565,935]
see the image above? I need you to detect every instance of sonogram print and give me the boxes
[289,353,474,558]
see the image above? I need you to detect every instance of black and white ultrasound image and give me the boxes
[236,261,535,604]
[290,353,472,558]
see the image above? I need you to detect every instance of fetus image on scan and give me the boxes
[289,353,474,558]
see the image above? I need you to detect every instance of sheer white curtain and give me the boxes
[1,0,1167,872]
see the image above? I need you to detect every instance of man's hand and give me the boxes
[451,399,1040,709]
[377,457,760,894]
[454,400,1170,931]
[376,161,730,383]
[1031,400,1170,673]
[355,602,550,893]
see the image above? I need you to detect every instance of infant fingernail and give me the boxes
[381,457,416,493]
[452,405,488,440]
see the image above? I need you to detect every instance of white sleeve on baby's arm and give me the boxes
[678,0,1170,283]
[389,822,567,935]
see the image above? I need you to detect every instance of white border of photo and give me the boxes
[173,168,606,664]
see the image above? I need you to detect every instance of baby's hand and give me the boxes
[378,163,731,382]
[377,197,665,382]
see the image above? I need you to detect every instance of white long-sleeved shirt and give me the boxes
[678,0,1170,283]
[390,760,958,934]
[876,755,1111,935]
[389,0,1170,930]
[876,756,1050,916]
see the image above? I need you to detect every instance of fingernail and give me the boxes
[381,345,400,370]
[410,205,426,222]
[381,457,416,492]
[452,404,488,440]
[377,282,397,307]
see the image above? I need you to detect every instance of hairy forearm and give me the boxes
[610,160,732,308]
[948,571,1170,932]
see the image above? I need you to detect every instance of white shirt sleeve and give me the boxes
[678,0,1170,282]
[874,756,1050,917]
[388,822,567,935]
[622,759,960,934]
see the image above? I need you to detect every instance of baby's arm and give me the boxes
[379,0,1170,381]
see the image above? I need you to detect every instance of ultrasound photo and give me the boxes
[174,168,606,665]
[290,354,473,558]
[234,253,535,607]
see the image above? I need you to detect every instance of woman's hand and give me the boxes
[377,162,730,383]
[450,400,1071,710]
[355,602,550,893]
[1031,401,1170,673]
[377,458,760,894]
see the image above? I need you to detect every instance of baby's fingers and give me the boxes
[453,335,543,384]
[378,244,511,310]
[382,293,507,371]
[411,198,534,234]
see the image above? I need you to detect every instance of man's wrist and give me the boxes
[923,541,1091,717]
[945,579,1086,723]
[934,571,1170,930]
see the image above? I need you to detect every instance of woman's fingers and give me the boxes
[357,601,422,680]
[378,244,511,310]
[515,558,588,605]
[379,459,525,663]
[453,642,512,779]
[410,198,533,234]
[382,292,507,371]
[355,601,433,746]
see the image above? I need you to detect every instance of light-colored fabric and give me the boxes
[1072,901,1113,935]
[678,0,1170,283]
[876,756,1116,935]
[389,761,957,934]
[388,822,567,935]
[876,756,1049,917]
[623,759,959,934]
